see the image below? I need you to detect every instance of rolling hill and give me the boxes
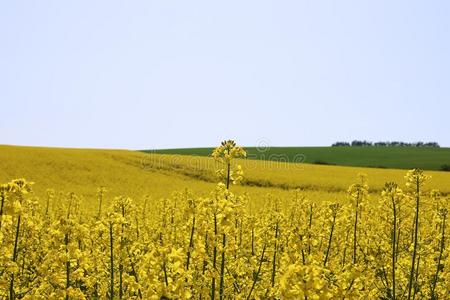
[1,145,450,209]
[145,146,450,171]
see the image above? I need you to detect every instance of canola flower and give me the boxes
[0,141,449,299]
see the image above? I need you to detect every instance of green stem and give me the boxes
[45,194,50,216]
[407,178,420,300]
[109,221,114,299]
[219,233,226,300]
[246,244,267,300]
[211,213,217,300]
[226,162,231,189]
[186,216,196,270]
[65,233,70,300]
[119,205,125,300]
[342,230,349,267]
[126,246,142,299]
[324,211,337,267]
[97,191,103,219]
[413,255,420,300]
[431,212,445,299]
[308,204,313,255]
[271,221,279,287]
[392,196,397,300]
[9,215,21,300]
[353,191,360,265]
[300,235,306,265]
[163,261,169,286]
[0,194,4,229]
[202,232,208,275]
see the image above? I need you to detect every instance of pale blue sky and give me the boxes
[1,1,449,149]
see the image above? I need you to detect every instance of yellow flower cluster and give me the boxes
[212,140,246,187]
[0,142,449,299]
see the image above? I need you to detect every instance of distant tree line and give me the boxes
[332,140,440,148]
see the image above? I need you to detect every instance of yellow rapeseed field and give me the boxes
[0,142,449,299]
[1,144,449,201]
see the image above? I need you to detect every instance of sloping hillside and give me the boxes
[1,145,449,209]
[0,145,216,204]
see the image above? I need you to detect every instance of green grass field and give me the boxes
[144,146,450,171]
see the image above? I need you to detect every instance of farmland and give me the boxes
[147,146,450,171]
[1,143,450,298]
[2,145,450,201]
